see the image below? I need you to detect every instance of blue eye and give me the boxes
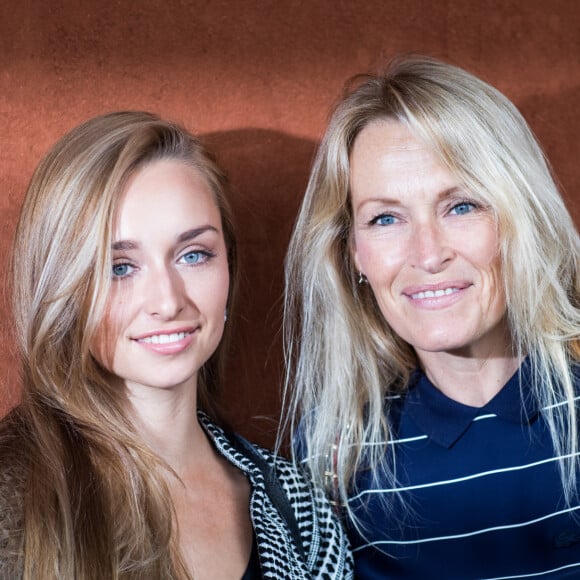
[180,251,205,265]
[372,214,398,226]
[450,202,476,215]
[183,252,201,264]
[112,263,133,278]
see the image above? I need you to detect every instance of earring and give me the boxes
[224,309,228,322]
[358,272,367,285]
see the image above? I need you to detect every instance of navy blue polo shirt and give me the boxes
[348,361,580,579]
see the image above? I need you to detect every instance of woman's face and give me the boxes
[350,120,510,363]
[96,158,229,395]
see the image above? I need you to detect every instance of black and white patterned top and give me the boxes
[199,413,353,579]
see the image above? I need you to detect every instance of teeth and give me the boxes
[139,332,188,344]
[411,288,458,299]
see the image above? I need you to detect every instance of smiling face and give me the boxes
[350,120,510,365]
[96,158,229,396]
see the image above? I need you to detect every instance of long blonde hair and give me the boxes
[4,111,238,578]
[283,55,580,522]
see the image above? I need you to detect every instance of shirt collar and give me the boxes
[404,358,538,449]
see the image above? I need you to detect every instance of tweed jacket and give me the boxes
[0,413,352,579]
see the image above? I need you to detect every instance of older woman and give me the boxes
[0,111,352,579]
[284,56,580,578]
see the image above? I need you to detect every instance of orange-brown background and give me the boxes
[1,0,579,446]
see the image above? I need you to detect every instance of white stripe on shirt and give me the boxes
[352,504,580,550]
[348,452,580,501]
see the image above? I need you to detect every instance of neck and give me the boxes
[124,379,213,473]
[418,350,523,408]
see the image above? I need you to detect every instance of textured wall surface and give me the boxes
[1,0,579,445]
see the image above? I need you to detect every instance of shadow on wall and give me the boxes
[203,129,318,448]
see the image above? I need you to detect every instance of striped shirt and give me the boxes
[348,361,580,579]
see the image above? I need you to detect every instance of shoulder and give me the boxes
[0,411,27,577]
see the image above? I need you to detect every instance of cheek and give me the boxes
[354,236,404,286]
[353,235,380,274]
[468,219,500,264]
[472,235,504,293]
[185,268,230,317]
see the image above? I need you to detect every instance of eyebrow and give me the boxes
[354,187,464,212]
[111,225,219,251]
[177,225,219,244]
[438,186,463,200]
[111,240,139,251]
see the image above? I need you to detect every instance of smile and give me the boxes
[410,288,459,299]
[136,331,192,344]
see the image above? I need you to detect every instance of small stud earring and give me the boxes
[224,309,228,322]
[358,272,367,285]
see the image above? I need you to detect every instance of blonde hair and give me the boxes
[283,55,580,523]
[3,111,238,578]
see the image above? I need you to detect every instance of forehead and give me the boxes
[114,159,221,239]
[350,120,454,194]
[351,120,430,168]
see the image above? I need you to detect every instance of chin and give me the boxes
[124,372,197,392]
[400,327,453,348]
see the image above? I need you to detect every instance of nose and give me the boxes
[145,266,186,320]
[410,220,454,273]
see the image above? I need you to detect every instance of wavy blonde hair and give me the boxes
[283,55,580,523]
[3,111,238,578]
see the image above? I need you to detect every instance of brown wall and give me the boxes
[1,0,579,446]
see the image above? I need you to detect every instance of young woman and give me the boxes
[284,56,580,578]
[0,111,352,579]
